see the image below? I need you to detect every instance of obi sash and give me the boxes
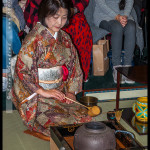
[38,66,63,90]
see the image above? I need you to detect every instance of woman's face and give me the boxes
[45,7,68,35]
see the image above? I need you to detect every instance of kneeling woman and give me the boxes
[11,0,93,137]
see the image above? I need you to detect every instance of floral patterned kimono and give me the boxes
[11,22,93,136]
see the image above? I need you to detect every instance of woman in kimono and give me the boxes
[23,0,93,82]
[11,0,93,139]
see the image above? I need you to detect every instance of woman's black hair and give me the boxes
[119,0,126,10]
[38,0,72,27]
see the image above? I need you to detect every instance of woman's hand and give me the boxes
[120,15,127,27]
[115,14,127,27]
[65,92,76,104]
[36,88,65,101]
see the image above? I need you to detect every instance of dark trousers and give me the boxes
[100,20,136,66]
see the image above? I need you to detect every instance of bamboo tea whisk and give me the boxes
[65,97,101,117]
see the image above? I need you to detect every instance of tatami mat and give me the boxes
[3,111,50,150]
[85,88,147,101]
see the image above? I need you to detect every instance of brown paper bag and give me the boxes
[93,40,109,76]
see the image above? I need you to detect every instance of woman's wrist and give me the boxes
[36,88,46,96]
[115,14,121,20]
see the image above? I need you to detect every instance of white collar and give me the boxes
[53,32,58,40]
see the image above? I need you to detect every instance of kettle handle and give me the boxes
[132,103,136,113]
[115,130,135,139]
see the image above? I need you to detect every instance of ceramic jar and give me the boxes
[73,121,116,150]
[132,97,148,123]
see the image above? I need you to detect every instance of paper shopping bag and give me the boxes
[93,40,109,76]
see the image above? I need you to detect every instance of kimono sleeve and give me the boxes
[15,42,41,93]
[66,43,83,94]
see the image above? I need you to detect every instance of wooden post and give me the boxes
[116,71,120,110]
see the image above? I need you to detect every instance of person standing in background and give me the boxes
[23,0,42,30]
[62,0,93,82]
